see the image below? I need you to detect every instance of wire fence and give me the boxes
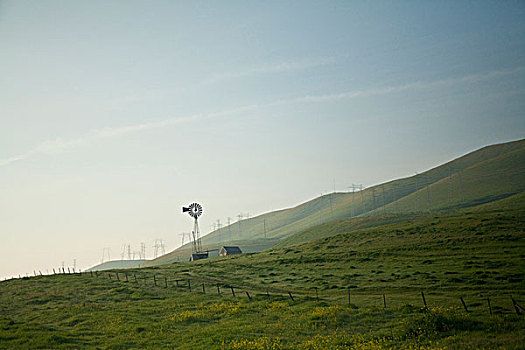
[14,268,520,318]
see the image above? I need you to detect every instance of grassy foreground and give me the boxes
[1,206,524,349]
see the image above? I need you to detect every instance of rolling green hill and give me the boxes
[147,139,525,264]
[85,260,148,272]
[2,198,524,349]
[4,139,525,349]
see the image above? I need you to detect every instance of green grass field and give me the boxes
[2,202,524,349]
[3,140,524,349]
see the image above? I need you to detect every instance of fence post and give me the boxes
[134,274,137,283]
[90,271,93,277]
[421,291,427,309]
[154,275,157,287]
[460,296,469,312]
[315,287,319,302]
[53,268,56,274]
[511,296,524,316]
[202,283,205,294]
[217,284,220,295]
[176,280,179,287]
[487,297,493,316]
[125,274,129,282]
[383,294,387,308]
[245,291,252,300]
[231,286,235,297]
[288,291,295,302]
[116,272,120,281]
[108,273,112,279]
[267,289,270,298]
[188,279,191,291]
[39,271,42,276]
[165,277,168,288]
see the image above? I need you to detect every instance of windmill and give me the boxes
[182,202,205,259]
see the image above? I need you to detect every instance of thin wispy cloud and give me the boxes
[202,55,340,86]
[1,66,522,168]
[279,66,525,105]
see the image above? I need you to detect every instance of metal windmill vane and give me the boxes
[182,202,203,254]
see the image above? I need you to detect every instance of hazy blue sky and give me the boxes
[1,1,524,279]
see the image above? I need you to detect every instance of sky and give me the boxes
[1,1,524,279]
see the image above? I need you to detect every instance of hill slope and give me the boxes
[86,260,148,272]
[2,202,524,349]
[148,139,525,264]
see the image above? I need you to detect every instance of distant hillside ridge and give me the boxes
[147,138,525,264]
[87,260,148,272]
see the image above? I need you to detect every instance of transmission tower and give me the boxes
[141,242,146,259]
[381,184,386,215]
[178,232,190,246]
[160,240,166,255]
[153,240,160,258]
[226,217,232,240]
[348,184,363,217]
[237,213,243,238]
[101,247,111,263]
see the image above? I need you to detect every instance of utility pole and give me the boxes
[153,240,159,259]
[423,173,431,210]
[349,184,363,217]
[359,185,364,214]
[414,173,419,212]
[381,184,386,215]
[227,217,232,241]
[102,248,110,263]
[237,214,243,238]
[328,192,334,220]
[458,170,464,203]
[447,167,452,204]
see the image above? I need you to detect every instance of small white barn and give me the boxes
[219,246,242,257]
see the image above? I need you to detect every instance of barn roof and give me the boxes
[221,246,242,254]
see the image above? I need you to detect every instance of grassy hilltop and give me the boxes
[145,139,525,265]
[2,139,524,349]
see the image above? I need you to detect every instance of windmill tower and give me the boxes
[182,202,204,255]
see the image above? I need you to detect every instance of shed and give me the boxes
[190,252,208,261]
[219,246,242,256]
